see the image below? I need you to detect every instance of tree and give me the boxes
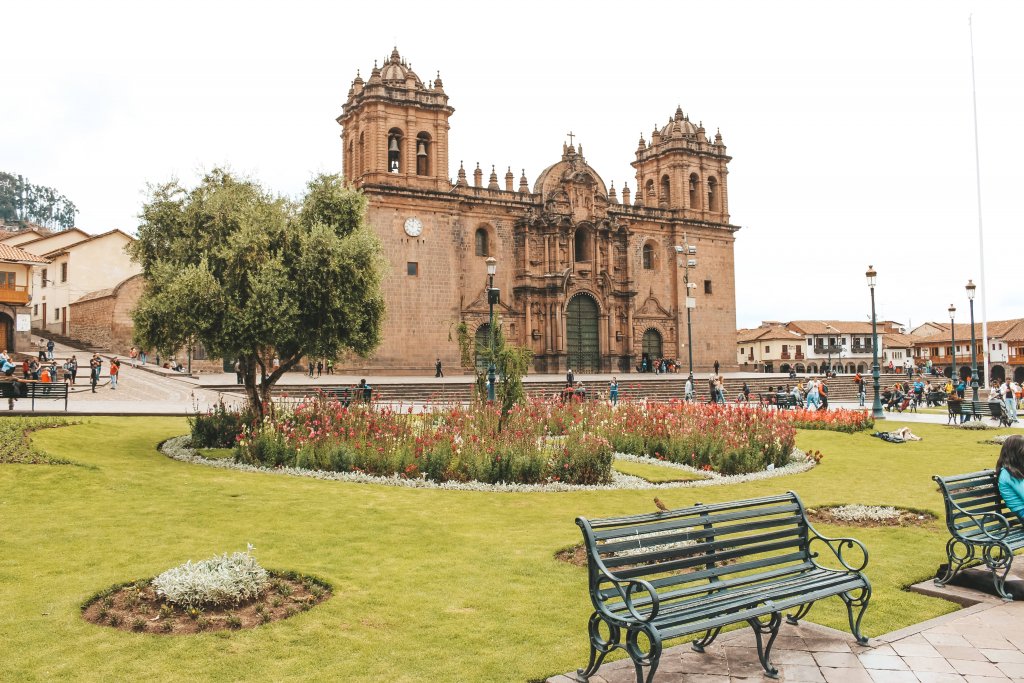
[128,169,386,419]
[0,171,78,229]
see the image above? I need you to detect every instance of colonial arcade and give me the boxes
[338,49,740,374]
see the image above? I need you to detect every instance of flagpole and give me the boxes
[968,15,990,387]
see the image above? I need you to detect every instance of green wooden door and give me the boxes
[566,295,600,372]
[642,329,663,359]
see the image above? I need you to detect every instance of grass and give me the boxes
[196,447,235,460]
[612,458,708,483]
[0,416,1017,682]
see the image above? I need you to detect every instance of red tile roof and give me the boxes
[0,243,50,264]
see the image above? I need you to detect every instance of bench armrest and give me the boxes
[594,572,661,624]
[806,524,869,573]
[946,499,1012,542]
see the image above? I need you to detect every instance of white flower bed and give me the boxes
[827,504,900,523]
[152,547,268,608]
[161,436,815,492]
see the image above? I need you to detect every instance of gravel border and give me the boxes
[160,436,815,493]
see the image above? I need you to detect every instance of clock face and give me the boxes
[404,216,423,237]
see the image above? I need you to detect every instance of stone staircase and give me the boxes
[31,328,104,354]
[214,372,921,406]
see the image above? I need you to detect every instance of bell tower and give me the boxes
[338,48,455,192]
[631,105,731,223]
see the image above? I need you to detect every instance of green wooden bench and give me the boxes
[957,401,1012,427]
[934,470,1024,600]
[0,381,69,411]
[774,393,800,409]
[574,492,871,682]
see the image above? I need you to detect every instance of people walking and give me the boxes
[685,375,694,401]
[90,354,102,393]
[46,338,55,361]
[566,368,574,386]
[609,377,619,407]
[805,377,821,410]
[317,360,323,378]
[129,346,139,368]
[234,360,243,384]
[109,357,120,390]
[713,360,720,375]
[435,358,444,378]
[326,358,334,375]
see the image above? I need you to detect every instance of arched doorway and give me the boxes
[0,312,12,353]
[641,329,662,366]
[845,363,856,374]
[991,365,1005,383]
[944,366,952,378]
[795,363,805,373]
[809,364,818,374]
[474,324,492,373]
[566,294,600,372]
[780,363,791,373]
[1014,367,1024,384]
[857,363,866,373]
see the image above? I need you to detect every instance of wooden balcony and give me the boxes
[0,284,29,305]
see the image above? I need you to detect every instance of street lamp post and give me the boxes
[675,239,697,382]
[866,266,885,419]
[948,304,957,386]
[486,256,498,402]
[966,280,979,402]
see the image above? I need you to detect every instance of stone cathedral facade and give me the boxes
[338,49,739,375]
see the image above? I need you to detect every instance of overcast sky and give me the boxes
[4,0,1021,331]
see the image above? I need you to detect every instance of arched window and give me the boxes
[642,243,654,270]
[689,173,699,208]
[660,175,670,207]
[645,179,655,200]
[387,128,403,173]
[574,228,591,262]
[416,132,431,176]
[475,227,489,257]
[358,133,364,176]
[707,176,719,211]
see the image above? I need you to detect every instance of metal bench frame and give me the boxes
[0,381,69,411]
[575,492,871,682]
[934,470,1024,601]
[948,401,1012,427]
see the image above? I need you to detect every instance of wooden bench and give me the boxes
[956,401,1012,427]
[775,393,800,410]
[926,391,947,407]
[933,470,1024,600]
[0,381,69,411]
[575,492,871,682]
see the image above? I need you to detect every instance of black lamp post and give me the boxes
[866,266,884,419]
[948,304,957,386]
[486,256,498,402]
[966,280,979,402]
[676,239,697,382]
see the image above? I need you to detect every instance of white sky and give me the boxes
[4,0,1021,331]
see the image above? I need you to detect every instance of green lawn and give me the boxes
[612,458,708,483]
[0,417,1014,682]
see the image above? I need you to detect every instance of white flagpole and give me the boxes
[969,15,991,386]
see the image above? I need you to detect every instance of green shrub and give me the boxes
[190,402,250,449]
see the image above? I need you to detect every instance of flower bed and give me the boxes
[781,408,873,433]
[212,399,808,484]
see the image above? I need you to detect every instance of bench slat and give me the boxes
[591,501,801,542]
[596,514,803,556]
[601,524,805,571]
[587,494,798,531]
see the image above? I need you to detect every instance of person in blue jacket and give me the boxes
[996,434,1024,527]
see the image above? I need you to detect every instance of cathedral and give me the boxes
[338,48,739,375]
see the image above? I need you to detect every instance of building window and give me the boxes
[0,271,14,288]
[54,307,60,321]
[707,176,719,211]
[574,228,591,262]
[475,228,489,257]
[642,243,654,270]
[41,268,48,287]
[193,343,208,361]
[387,128,403,173]
[765,345,770,354]
[415,132,431,176]
[704,279,713,294]
[808,339,813,346]
[660,175,670,206]
[645,179,655,201]
[407,262,418,276]
[689,174,699,208]
[61,263,68,282]
[33,304,38,316]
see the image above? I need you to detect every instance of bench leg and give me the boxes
[785,601,815,625]
[840,585,871,644]
[624,626,662,683]
[577,612,620,680]
[690,626,722,652]
[747,612,781,678]
[982,544,1015,601]
[935,538,975,588]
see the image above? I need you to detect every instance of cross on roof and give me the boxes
[566,131,575,146]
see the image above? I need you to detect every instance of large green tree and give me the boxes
[129,169,386,418]
[0,171,78,229]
